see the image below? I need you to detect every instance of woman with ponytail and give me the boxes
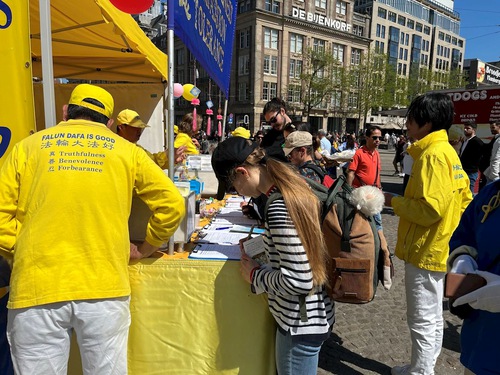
[212,137,334,375]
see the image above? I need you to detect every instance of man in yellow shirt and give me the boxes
[385,93,471,375]
[0,84,185,374]
[116,108,186,168]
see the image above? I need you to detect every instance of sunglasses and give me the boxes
[267,111,280,125]
[371,136,383,140]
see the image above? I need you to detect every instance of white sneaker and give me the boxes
[391,364,410,375]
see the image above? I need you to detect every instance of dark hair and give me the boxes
[284,121,311,135]
[365,125,382,137]
[67,99,109,125]
[464,120,477,129]
[406,93,454,132]
[263,97,287,116]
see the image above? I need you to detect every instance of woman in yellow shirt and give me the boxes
[174,112,202,155]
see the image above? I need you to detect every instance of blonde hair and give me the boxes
[178,112,203,137]
[243,148,328,286]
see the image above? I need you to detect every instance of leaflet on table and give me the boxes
[212,216,257,226]
[230,225,265,234]
[197,230,253,245]
[203,223,264,233]
[217,208,243,216]
[188,243,241,261]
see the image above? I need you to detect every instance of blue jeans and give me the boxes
[467,172,478,194]
[373,212,383,231]
[275,328,322,375]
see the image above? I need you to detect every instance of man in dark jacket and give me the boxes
[459,121,484,193]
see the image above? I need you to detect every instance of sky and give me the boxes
[454,0,500,62]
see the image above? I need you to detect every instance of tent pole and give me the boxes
[222,99,228,140]
[40,0,57,128]
[167,0,175,255]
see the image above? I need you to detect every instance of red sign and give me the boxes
[445,87,500,125]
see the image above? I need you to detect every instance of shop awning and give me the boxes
[29,0,167,82]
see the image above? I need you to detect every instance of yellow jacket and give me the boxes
[0,119,185,309]
[174,133,199,155]
[138,144,168,169]
[392,130,472,272]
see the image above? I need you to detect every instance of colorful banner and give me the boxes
[174,0,237,98]
[0,0,35,168]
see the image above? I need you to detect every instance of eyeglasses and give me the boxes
[267,111,280,125]
[371,136,383,140]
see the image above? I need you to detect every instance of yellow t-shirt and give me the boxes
[0,119,185,308]
[174,133,199,155]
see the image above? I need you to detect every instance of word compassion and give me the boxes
[291,7,352,33]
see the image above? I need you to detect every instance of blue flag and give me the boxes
[174,0,237,98]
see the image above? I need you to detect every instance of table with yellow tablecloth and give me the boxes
[69,198,276,374]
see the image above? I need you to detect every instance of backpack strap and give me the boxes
[325,175,356,252]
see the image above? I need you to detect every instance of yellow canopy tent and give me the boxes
[30,0,167,82]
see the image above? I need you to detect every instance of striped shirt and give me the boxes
[252,196,334,337]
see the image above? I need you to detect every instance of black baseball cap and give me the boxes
[211,137,259,199]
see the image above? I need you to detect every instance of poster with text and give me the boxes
[174,0,237,98]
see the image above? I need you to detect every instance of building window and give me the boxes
[424,26,431,35]
[175,70,185,83]
[388,11,396,22]
[289,59,303,78]
[264,27,279,49]
[265,0,280,13]
[313,38,326,53]
[238,55,250,75]
[175,49,185,65]
[378,7,387,19]
[407,19,414,29]
[348,93,358,108]
[400,32,405,45]
[239,28,250,48]
[263,55,278,75]
[398,15,405,26]
[238,0,251,13]
[351,48,361,66]
[331,91,342,108]
[317,66,325,78]
[288,85,302,103]
[290,33,303,54]
[376,24,386,39]
[315,0,326,9]
[353,25,363,36]
[332,43,345,63]
[262,82,277,101]
[238,82,248,101]
[375,41,385,53]
[416,22,423,32]
[336,1,346,16]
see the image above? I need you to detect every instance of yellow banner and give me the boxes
[0,0,35,168]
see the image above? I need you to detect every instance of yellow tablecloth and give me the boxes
[69,256,276,375]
